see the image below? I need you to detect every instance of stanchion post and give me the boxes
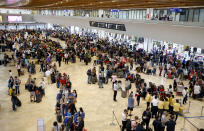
[181,117,186,131]
[200,106,204,120]
[110,109,116,126]
[187,101,191,113]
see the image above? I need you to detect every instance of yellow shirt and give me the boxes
[169,97,175,106]
[145,94,152,103]
[173,103,180,112]
[93,56,97,61]
[164,101,169,110]
[158,101,164,109]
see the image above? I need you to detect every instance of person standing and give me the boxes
[14,76,21,95]
[182,87,188,104]
[122,109,128,131]
[165,115,176,131]
[173,99,180,121]
[142,108,151,129]
[40,78,45,96]
[16,64,21,77]
[158,98,164,118]
[151,95,159,118]
[153,117,162,131]
[169,94,175,114]
[135,88,141,106]
[64,52,69,64]
[11,93,17,111]
[45,69,51,84]
[125,78,131,96]
[113,81,118,101]
[111,73,117,88]
[145,92,152,109]
[76,116,84,131]
[127,92,134,116]
[87,68,92,84]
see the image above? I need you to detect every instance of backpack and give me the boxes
[126,119,131,130]
[87,69,91,76]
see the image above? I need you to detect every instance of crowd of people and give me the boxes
[0,28,203,131]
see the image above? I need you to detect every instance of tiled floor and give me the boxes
[0,38,203,131]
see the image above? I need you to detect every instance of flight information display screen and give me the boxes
[89,21,126,31]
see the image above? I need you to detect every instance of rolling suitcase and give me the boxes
[118,71,124,78]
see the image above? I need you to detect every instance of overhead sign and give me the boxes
[169,8,183,13]
[110,9,120,12]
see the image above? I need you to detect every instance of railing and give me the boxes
[34,14,204,27]
[181,106,204,131]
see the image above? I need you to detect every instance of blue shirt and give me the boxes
[128,97,134,108]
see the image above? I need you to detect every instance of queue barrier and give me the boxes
[181,116,204,131]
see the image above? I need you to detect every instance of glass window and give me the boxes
[199,9,204,22]
[180,9,188,22]
[193,9,200,22]
[188,9,193,22]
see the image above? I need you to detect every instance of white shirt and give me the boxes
[152,98,158,106]
[182,89,187,97]
[194,85,201,95]
[45,70,51,77]
[113,83,118,91]
[122,113,127,121]
[40,81,45,89]
[64,53,68,58]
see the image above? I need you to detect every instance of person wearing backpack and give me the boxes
[87,68,92,84]
[14,76,21,95]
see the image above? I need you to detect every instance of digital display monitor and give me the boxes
[107,23,116,30]
[89,21,126,31]
[89,21,98,27]
[98,22,107,28]
[116,24,126,31]
[8,16,22,22]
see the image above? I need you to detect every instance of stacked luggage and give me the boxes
[117,69,124,78]
[91,76,97,84]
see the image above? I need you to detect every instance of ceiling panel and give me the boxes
[0,0,204,9]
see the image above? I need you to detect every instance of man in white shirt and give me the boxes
[182,87,188,104]
[113,81,118,101]
[64,53,69,64]
[194,83,201,98]
[121,109,128,131]
[45,69,51,84]
[151,95,159,118]
[40,78,45,96]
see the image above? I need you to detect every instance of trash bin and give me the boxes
[121,89,127,98]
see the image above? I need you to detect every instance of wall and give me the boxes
[34,15,204,48]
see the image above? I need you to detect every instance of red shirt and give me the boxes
[60,79,66,85]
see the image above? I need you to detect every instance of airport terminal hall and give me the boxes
[1,0,204,131]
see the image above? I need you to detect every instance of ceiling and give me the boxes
[1,0,204,9]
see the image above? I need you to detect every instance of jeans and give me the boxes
[65,58,69,64]
[88,75,91,84]
[15,86,20,94]
[183,95,187,104]
[57,81,60,88]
